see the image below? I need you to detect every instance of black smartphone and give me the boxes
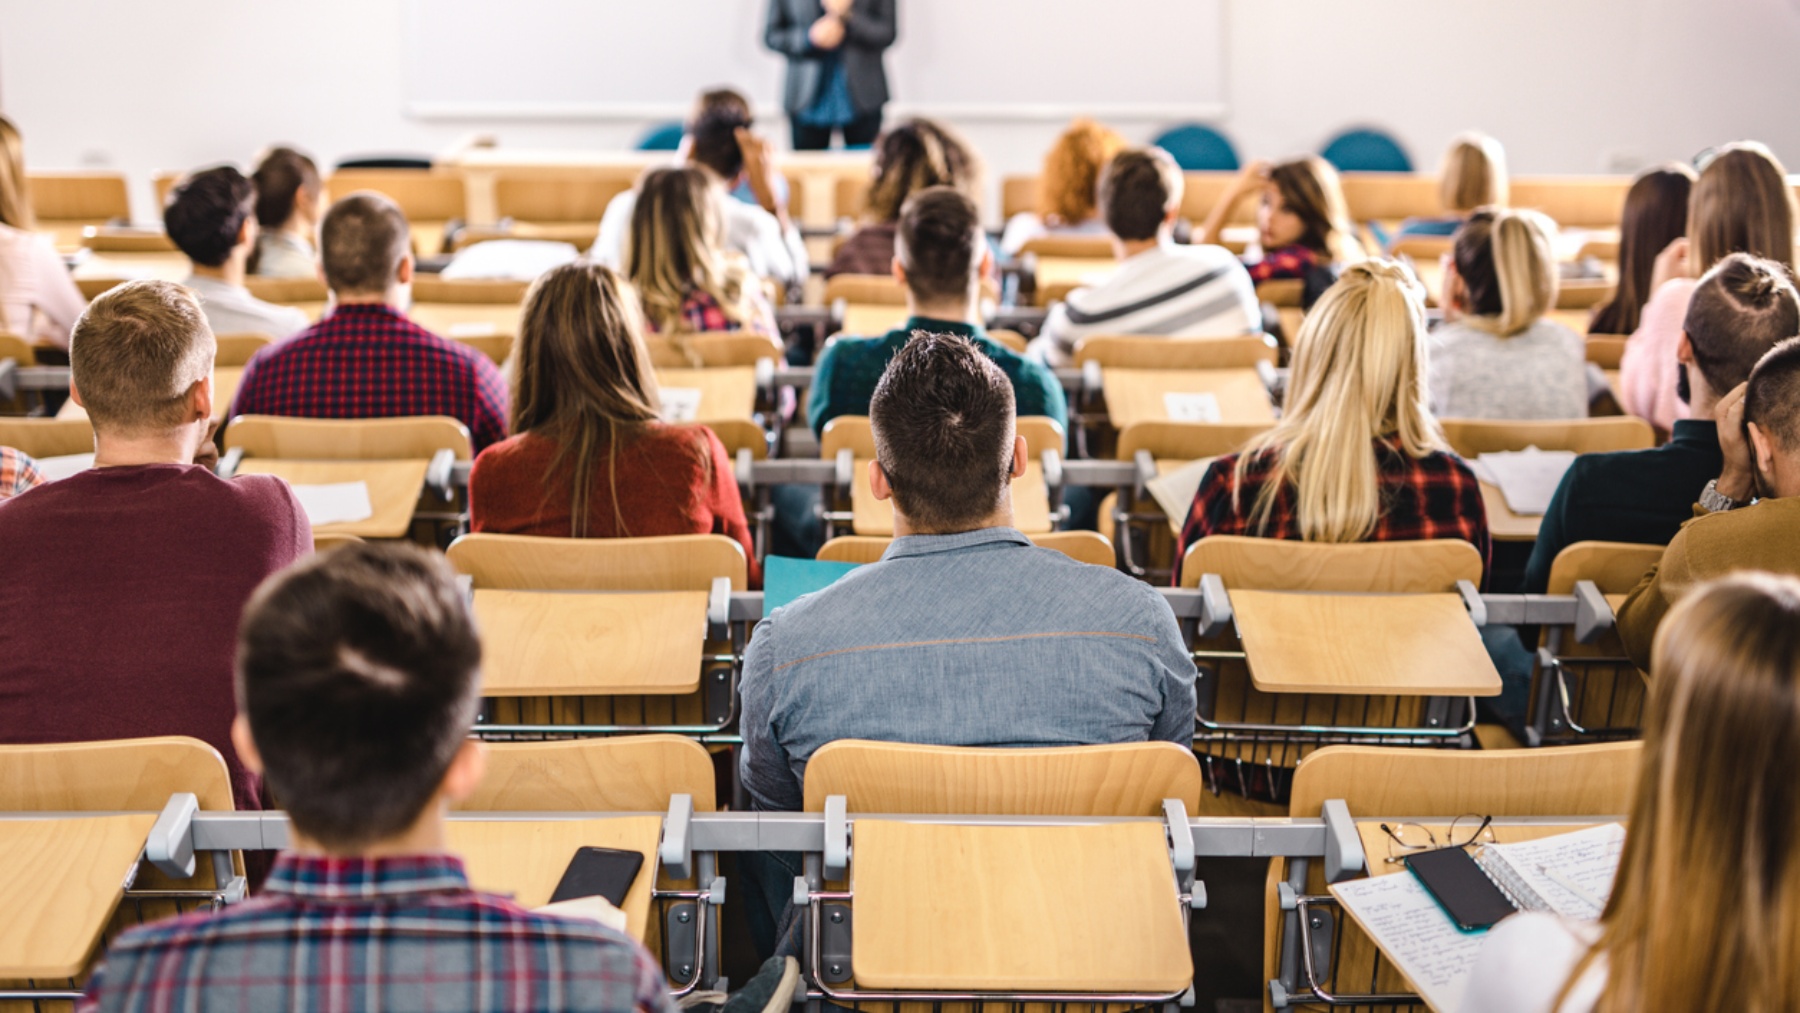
[548,847,645,907]
[1404,846,1516,932]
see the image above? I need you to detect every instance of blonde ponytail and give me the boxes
[1454,207,1558,337]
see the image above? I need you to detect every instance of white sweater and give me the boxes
[1428,317,1588,420]
[1030,241,1261,367]
[1461,912,1605,1013]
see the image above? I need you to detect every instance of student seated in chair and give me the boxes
[810,185,1067,435]
[79,542,677,1013]
[249,145,323,279]
[1617,335,1800,669]
[0,281,310,809]
[1030,146,1260,367]
[1465,572,1800,1013]
[0,446,40,499]
[163,165,310,339]
[1524,253,1799,593]
[228,192,509,450]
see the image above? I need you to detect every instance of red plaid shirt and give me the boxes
[228,303,510,451]
[1245,244,1321,283]
[0,446,42,499]
[1175,439,1491,584]
[644,289,777,336]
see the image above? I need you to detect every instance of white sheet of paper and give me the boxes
[1479,823,1624,921]
[35,453,94,482]
[1145,457,1217,536]
[660,387,702,423]
[1471,447,1578,516]
[1162,392,1222,423]
[534,894,629,933]
[440,238,580,280]
[1329,873,1486,1012]
[448,320,499,338]
[291,482,374,527]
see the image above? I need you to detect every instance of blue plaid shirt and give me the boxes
[80,853,677,1013]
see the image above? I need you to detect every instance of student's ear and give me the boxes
[978,246,995,283]
[1749,421,1778,482]
[1442,259,1466,313]
[230,715,265,776]
[1009,433,1028,479]
[238,214,257,249]
[438,738,487,805]
[1161,204,1181,229]
[68,377,84,409]
[189,371,215,423]
[890,256,907,287]
[396,252,416,286]
[1677,332,1695,365]
[869,458,893,502]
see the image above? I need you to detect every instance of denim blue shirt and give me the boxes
[796,53,855,127]
[738,527,1199,811]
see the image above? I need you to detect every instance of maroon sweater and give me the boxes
[0,464,311,808]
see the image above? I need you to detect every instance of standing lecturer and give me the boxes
[764,0,896,150]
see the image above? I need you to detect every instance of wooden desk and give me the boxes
[411,302,522,341]
[69,251,189,286]
[851,819,1191,992]
[473,589,708,696]
[656,367,758,421]
[446,815,662,941]
[850,458,1052,536]
[236,459,430,539]
[1231,590,1502,696]
[840,303,908,338]
[1033,256,1117,306]
[0,814,156,979]
[1103,369,1275,429]
[58,367,244,423]
[1479,481,1541,543]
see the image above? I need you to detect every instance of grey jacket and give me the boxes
[764,0,896,116]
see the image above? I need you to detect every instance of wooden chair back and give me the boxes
[0,418,92,459]
[1545,540,1663,596]
[1115,421,1271,462]
[1254,278,1305,307]
[1001,175,1040,220]
[1386,235,1452,261]
[458,735,717,812]
[244,276,329,305]
[989,328,1028,353]
[803,740,1203,814]
[411,276,530,305]
[1288,741,1639,818]
[1178,535,1482,592]
[1179,172,1253,225]
[823,273,906,306]
[1073,333,1276,369]
[79,227,175,253]
[446,532,749,592]
[151,171,184,213]
[27,172,130,223]
[1510,177,1633,229]
[326,169,469,222]
[0,737,234,811]
[213,333,273,368]
[818,530,1114,567]
[1019,234,1115,259]
[1438,416,1654,457]
[224,415,474,462]
[1337,173,1442,222]
[702,418,770,460]
[820,415,1065,459]
[493,171,635,224]
[834,176,868,221]
[642,331,783,368]
[1586,335,1628,369]
[0,332,37,367]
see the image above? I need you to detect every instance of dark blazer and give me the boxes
[764,0,896,116]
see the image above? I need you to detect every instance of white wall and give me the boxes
[5,0,1800,221]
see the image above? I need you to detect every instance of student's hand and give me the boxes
[823,0,853,16]
[1650,237,1690,292]
[1235,159,1273,190]
[193,419,221,472]
[809,14,846,49]
[1714,381,1756,502]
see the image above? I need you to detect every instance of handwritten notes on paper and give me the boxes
[291,482,374,527]
[1329,873,1485,1012]
[1479,823,1623,921]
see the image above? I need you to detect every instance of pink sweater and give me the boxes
[0,224,85,349]
[1617,277,1695,433]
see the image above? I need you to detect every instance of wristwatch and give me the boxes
[1699,478,1742,514]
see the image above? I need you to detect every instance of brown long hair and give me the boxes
[512,261,704,538]
[627,166,754,334]
[0,115,35,230]
[865,118,983,223]
[1037,119,1125,226]
[1267,156,1363,263]
[1689,142,1796,276]
[1558,572,1800,1012]
[1590,164,1695,335]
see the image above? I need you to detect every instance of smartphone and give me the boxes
[1404,846,1516,932]
[548,847,645,907]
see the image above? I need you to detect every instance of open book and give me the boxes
[1327,823,1623,1012]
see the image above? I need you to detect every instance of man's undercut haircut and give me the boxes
[70,280,215,434]
[320,192,410,295]
[236,542,482,851]
[1685,253,1800,396]
[870,331,1016,532]
[251,146,320,228]
[1100,147,1183,242]
[163,166,255,268]
[896,186,981,304]
[1746,336,1800,454]
[689,105,751,182]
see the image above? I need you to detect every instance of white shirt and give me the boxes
[1462,912,1604,1013]
[591,188,809,288]
[182,274,309,341]
[1428,317,1589,420]
[999,213,1110,257]
[252,230,316,279]
[0,223,86,349]
[1030,241,1261,367]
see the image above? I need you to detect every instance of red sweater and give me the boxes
[0,465,312,809]
[470,424,759,585]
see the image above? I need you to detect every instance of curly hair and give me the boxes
[1037,119,1126,225]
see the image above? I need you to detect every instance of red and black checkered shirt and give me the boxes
[228,303,510,451]
[1175,438,1491,584]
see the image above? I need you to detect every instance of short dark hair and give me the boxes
[164,166,255,268]
[1100,147,1183,241]
[1746,336,1800,454]
[870,331,1015,532]
[251,146,320,228]
[896,187,981,304]
[1685,253,1800,397]
[236,542,481,850]
[320,192,410,295]
[689,106,750,181]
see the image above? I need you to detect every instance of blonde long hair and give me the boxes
[1235,260,1445,542]
[627,166,755,333]
[0,116,35,230]
[1559,572,1800,1012]
[1452,207,1559,337]
[1438,132,1508,213]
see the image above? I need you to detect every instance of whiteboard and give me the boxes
[403,0,1224,121]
